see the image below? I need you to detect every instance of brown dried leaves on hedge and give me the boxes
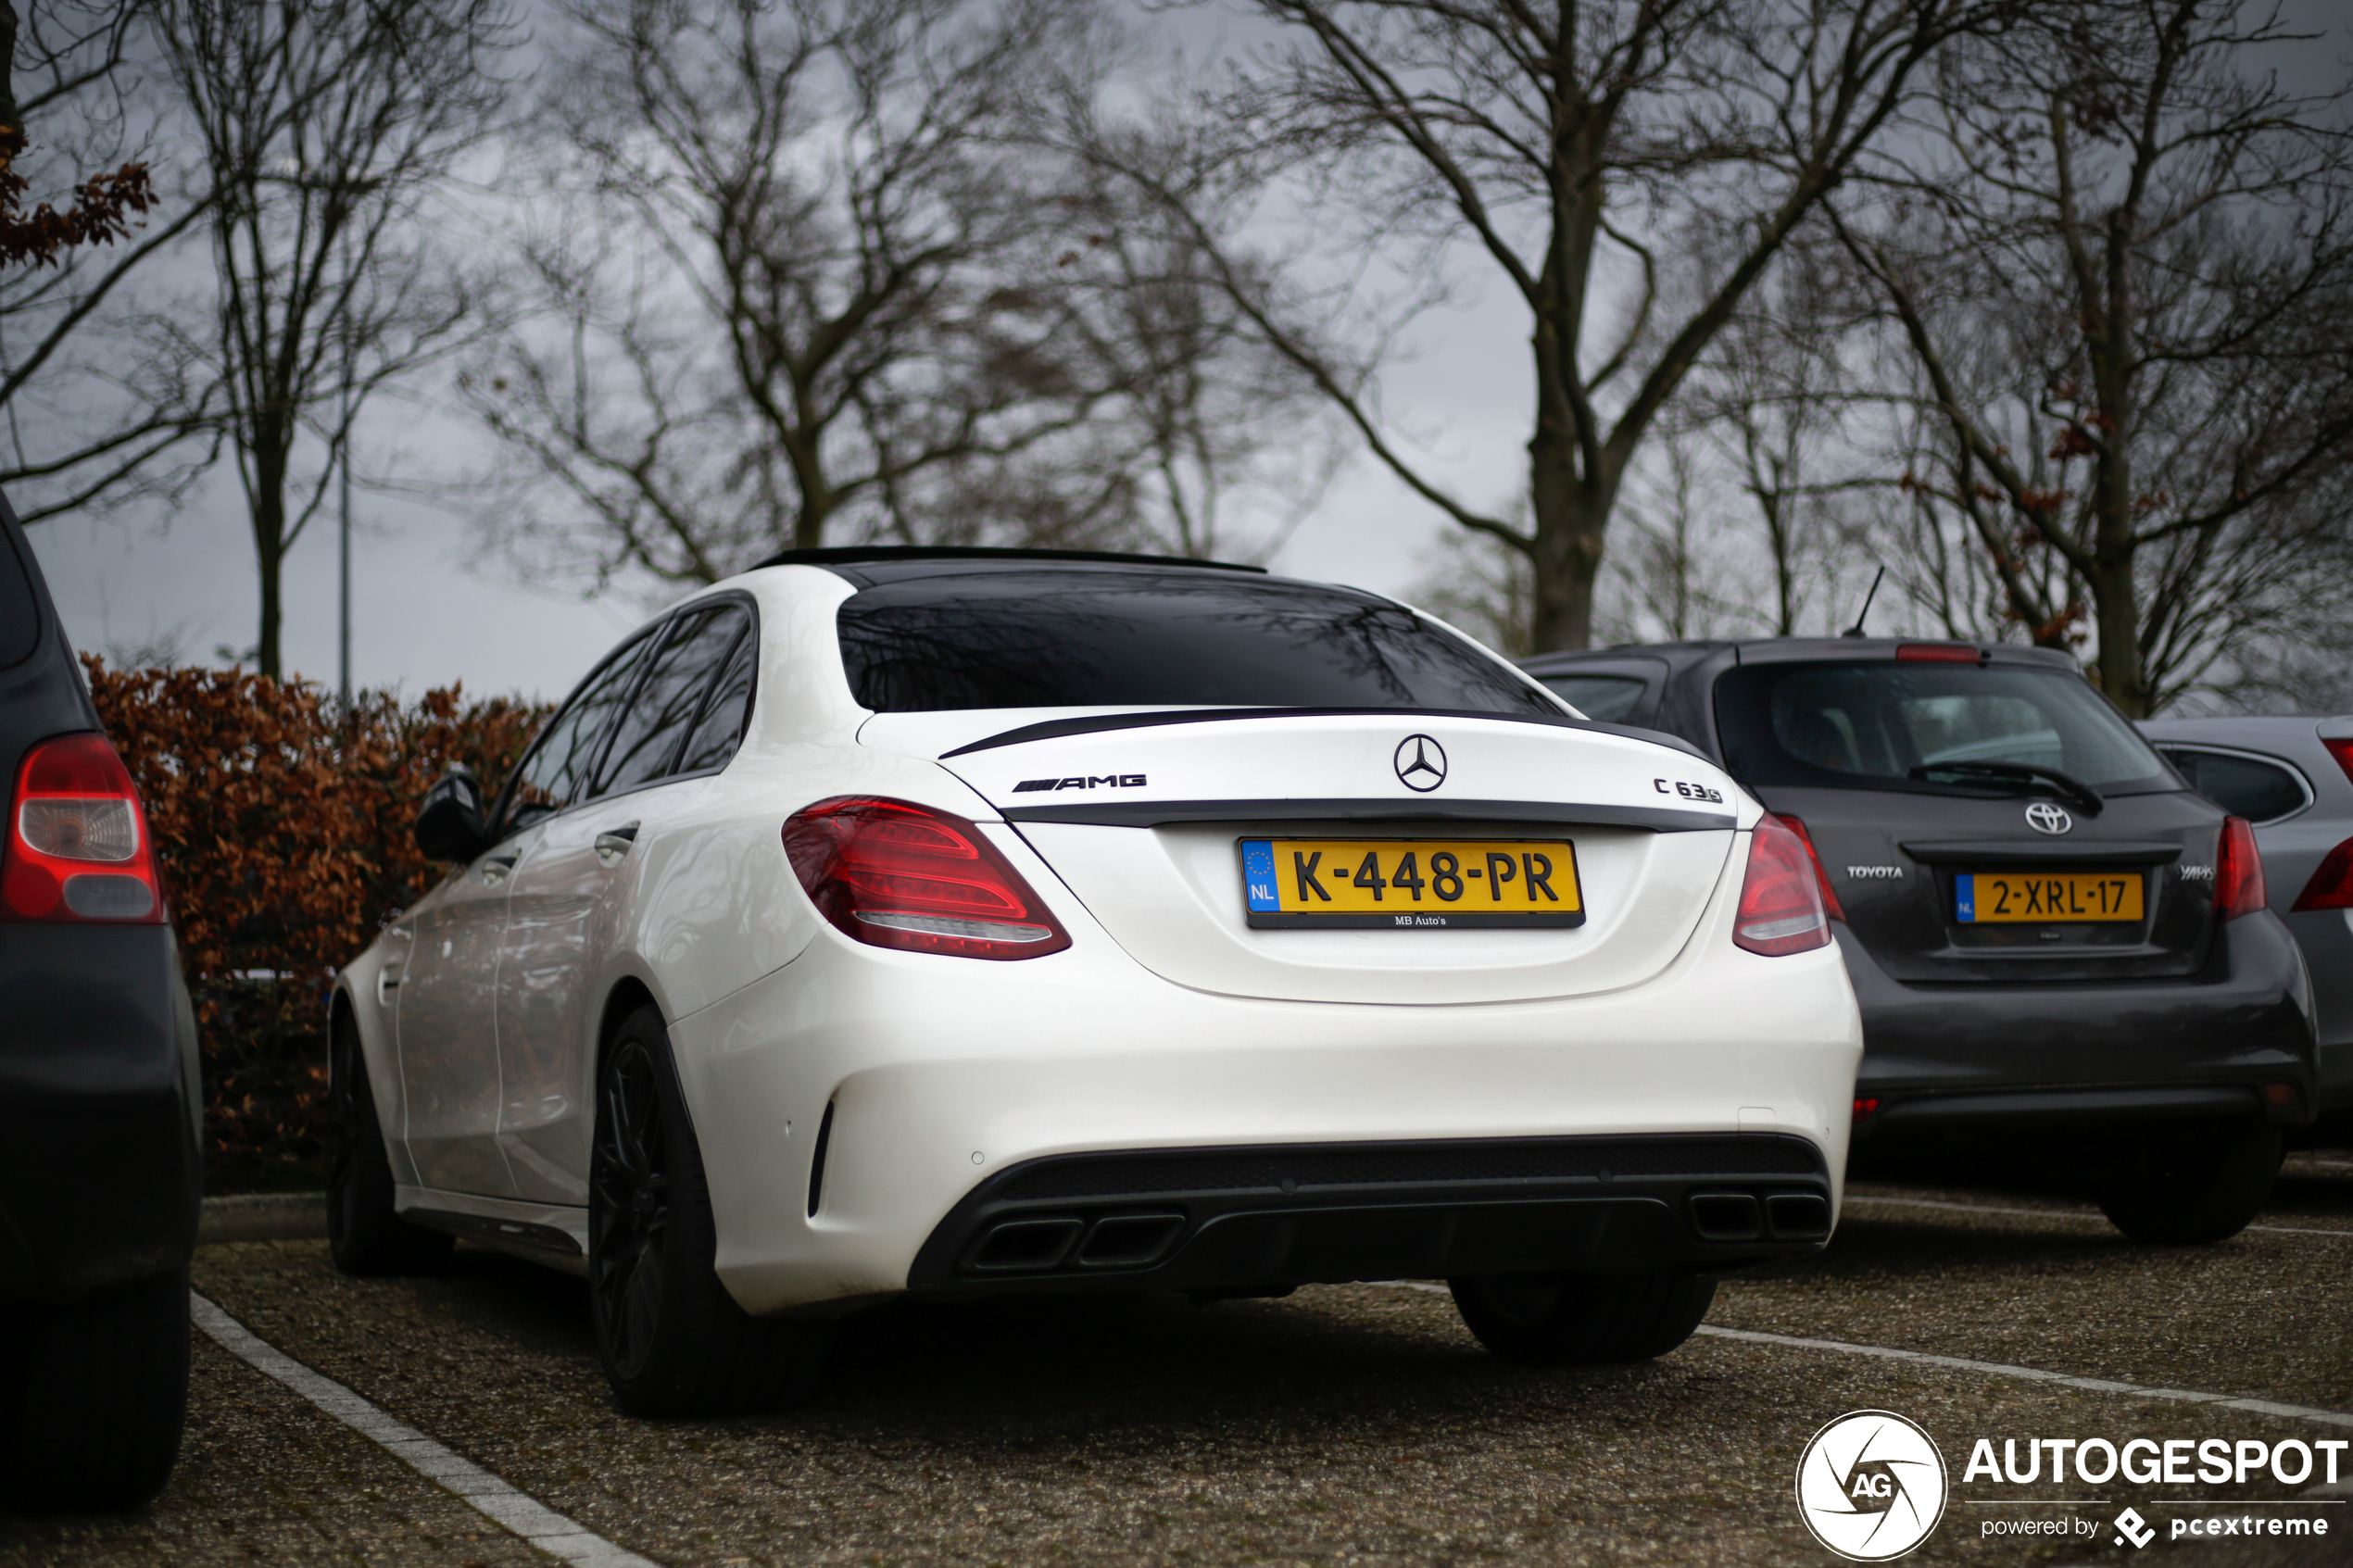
[84,657,547,1184]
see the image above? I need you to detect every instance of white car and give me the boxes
[329,548,1863,1415]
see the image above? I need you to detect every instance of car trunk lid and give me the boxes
[862,708,1749,1004]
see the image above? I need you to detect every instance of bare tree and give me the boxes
[1831,0,2353,715]
[143,0,514,676]
[0,3,224,521]
[1084,0,2015,653]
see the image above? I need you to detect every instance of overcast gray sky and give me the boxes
[22,0,2349,702]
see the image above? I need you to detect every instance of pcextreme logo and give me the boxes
[1795,1410,1949,1561]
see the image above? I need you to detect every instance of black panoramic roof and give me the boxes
[749,545,1265,581]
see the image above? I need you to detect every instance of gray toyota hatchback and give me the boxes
[1522,638,2316,1244]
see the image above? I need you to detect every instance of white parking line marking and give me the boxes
[1844,1193,2353,1238]
[191,1292,656,1568]
[1372,1283,2353,1431]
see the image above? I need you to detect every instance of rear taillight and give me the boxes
[1733,814,1831,956]
[1895,643,1983,662]
[2324,736,2353,788]
[2214,816,2266,922]
[1777,815,1846,922]
[1,733,165,924]
[783,796,1071,960]
[2291,835,2353,912]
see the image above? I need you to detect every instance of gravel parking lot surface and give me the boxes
[4,1155,2347,1568]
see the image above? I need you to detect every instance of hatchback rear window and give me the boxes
[0,526,40,669]
[837,570,1562,715]
[1537,674,1646,722]
[1716,661,2174,796]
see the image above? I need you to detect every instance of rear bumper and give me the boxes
[1843,909,2318,1142]
[665,862,1863,1317]
[0,924,202,1302]
[907,1135,1833,1297]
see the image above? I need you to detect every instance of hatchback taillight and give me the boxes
[0,733,165,923]
[783,796,1071,960]
[2290,835,2353,913]
[1733,815,1831,956]
[2214,816,2266,922]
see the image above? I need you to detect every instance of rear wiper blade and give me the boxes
[1906,760,2105,816]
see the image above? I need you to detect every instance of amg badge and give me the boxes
[1012,774,1146,793]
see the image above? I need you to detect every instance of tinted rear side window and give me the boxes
[674,632,756,774]
[2156,746,2309,823]
[837,570,1560,715]
[0,526,41,668]
[1539,674,1646,722]
[597,605,749,796]
[1717,661,2173,795]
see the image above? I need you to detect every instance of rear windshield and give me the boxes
[1716,660,2175,796]
[837,570,1562,716]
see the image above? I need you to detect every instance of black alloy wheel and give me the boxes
[585,1005,830,1416]
[326,1010,452,1276]
[590,1033,670,1382]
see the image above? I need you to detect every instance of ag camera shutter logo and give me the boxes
[1795,1410,1949,1561]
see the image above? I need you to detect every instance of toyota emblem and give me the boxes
[1394,734,1447,792]
[2024,801,2072,835]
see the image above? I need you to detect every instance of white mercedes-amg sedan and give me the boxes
[329,548,1862,1415]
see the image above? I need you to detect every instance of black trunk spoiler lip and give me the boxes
[1002,797,1734,832]
[936,705,1712,762]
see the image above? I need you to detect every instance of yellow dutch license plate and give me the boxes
[1239,838,1584,929]
[1956,871,2145,923]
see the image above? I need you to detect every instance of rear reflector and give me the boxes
[784,796,1071,960]
[2291,835,2353,912]
[1777,815,1845,922]
[1733,815,1831,956]
[1,733,164,924]
[1895,643,1983,662]
[2214,816,2266,922]
[1853,1098,1881,1122]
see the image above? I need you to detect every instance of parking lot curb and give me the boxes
[200,1191,328,1243]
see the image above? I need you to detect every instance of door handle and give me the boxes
[478,853,519,886]
[595,823,640,868]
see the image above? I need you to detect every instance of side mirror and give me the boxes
[414,766,491,864]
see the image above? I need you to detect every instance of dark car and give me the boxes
[2137,713,2353,1127]
[1521,638,2316,1243]
[0,494,198,1510]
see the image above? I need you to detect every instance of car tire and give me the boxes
[0,1268,189,1512]
[1448,1269,1717,1366]
[327,1010,454,1276]
[2098,1124,2284,1245]
[589,1004,829,1417]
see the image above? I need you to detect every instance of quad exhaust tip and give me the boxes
[1688,1190,1831,1242]
[965,1211,1188,1274]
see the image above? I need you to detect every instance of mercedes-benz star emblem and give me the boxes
[2025,801,2072,835]
[1394,734,1447,792]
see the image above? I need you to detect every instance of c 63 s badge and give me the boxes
[1795,1410,1948,1561]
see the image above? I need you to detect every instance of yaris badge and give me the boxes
[2025,802,2072,835]
[1394,734,1447,792]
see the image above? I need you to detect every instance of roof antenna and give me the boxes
[1842,567,1886,639]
